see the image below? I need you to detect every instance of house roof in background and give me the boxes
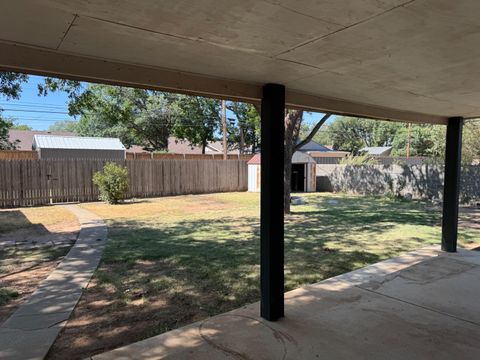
[33,135,125,150]
[167,137,204,154]
[9,130,76,150]
[127,137,241,154]
[297,140,333,152]
[359,146,393,155]
[247,154,261,165]
[248,151,315,165]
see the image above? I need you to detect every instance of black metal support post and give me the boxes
[442,117,463,252]
[260,83,285,321]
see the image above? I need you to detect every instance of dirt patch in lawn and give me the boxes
[0,205,80,322]
[0,258,64,323]
[47,261,215,360]
[459,207,480,230]
[0,217,79,249]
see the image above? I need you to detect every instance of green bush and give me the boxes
[93,162,129,204]
[339,154,378,165]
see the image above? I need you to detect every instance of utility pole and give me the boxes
[239,127,245,155]
[406,122,411,158]
[222,100,227,160]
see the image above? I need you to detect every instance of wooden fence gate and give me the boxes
[0,159,248,208]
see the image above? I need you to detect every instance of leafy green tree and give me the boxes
[38,78,94,116]
[10,124,32,130]
[462,121,480,164]
[170,95,220,153]
[0,72,28,99]
[62,85,177,150]
[391,124,445,158]
[48,120,78,133]
[0,114,16,150]
[323,116,402,153]
[227,102,260,153]
[0,72,29,149]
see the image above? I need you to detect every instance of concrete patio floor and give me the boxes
[92,246,480,360]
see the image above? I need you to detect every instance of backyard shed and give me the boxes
[248,152,316,192]
[33,135,126,159]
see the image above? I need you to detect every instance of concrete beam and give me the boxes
[0,41,448,124]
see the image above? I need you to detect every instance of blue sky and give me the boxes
[1,75,333,131]
[1,75,76,130]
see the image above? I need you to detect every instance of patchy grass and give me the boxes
[0,288,19,307]
[48,192,480,359]
[0,205,79,316]
[0,206,78,234]
[0,246,70,275]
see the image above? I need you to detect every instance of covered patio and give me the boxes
[0,0,479,358]
[93,247,480,359]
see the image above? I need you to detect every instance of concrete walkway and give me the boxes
[92,247,480,360]
[0,205,108,360]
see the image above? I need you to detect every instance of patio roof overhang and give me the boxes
[1,1,480,124]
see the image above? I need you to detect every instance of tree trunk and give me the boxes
[284,111,331,214]
[239,127,245,154]
[284,110,303,214]
[284,146,294,214]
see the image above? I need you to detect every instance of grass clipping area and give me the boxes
[49,192,480,359]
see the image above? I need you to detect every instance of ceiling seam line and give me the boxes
[273,0,418,58]
[56,14,78,51]
[80,15,267,56]
[260,0,343,27]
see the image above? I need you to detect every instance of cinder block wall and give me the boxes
[316,164,480,203]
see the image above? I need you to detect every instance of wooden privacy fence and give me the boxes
[0,150,38,160]
[0,159,248,208]
[126,152,253,161]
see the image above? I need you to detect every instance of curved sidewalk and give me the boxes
[0,205,108,360]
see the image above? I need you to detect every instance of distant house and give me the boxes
[127,137,243,155]
[296,140,350,162]
[33,135,126,159]
[8,130,76,150]
[359,146,393,156]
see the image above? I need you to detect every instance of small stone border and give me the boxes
[0,205,108,360]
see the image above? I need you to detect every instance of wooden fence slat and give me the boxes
[0,158,248,208]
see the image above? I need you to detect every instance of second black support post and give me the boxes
[442,117,463,252]
[260,83,285,321]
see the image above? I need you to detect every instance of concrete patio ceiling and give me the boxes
[1,0,479,124]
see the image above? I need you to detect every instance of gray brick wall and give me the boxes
[316,164,480,203]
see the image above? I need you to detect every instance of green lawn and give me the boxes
[48,192,480,359]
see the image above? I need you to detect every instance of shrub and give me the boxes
[339,154,378,165]
[93,162,129,204]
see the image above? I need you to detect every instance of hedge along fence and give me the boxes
[316,164,480,203]
[0,159,248,208]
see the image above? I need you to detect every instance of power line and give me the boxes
[0,103,67,110]
[0,108,70,114]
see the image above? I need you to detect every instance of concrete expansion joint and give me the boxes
[356,285,480,328]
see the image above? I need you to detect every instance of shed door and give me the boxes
[291,163,305,192]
